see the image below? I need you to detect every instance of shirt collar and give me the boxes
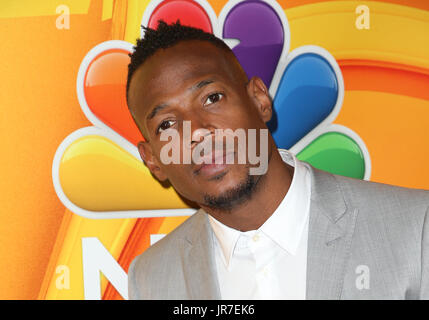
[208,149,312,268]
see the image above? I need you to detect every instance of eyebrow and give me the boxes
[191,79,214,91]
[146,79,215,120]
[147,103,168,120]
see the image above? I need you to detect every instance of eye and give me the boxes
[204,92,224,106]
[156,119,176,134]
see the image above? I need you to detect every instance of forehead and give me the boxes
[128,41,239,114]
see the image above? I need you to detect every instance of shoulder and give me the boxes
[332,172,429,214]
[307,164,429,239]
[328,171,429,243]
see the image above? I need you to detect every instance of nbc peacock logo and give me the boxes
[53,0,370,222]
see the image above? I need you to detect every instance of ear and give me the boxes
[137,141,168,182]
[246,76,273,123]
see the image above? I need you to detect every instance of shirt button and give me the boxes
[263,267,268,277]
[252,234,260,242]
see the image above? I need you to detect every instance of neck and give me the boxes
[200,147,294,231]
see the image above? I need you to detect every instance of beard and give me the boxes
[202,168,261,211]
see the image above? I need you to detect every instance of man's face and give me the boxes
[128,40,273,209]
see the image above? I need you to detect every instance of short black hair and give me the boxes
[126,20,232,104]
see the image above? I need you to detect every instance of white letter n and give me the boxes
[82,237,128,300]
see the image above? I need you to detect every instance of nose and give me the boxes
[181,113,215,157]
[182,110,213,140]
[191,127,212,145]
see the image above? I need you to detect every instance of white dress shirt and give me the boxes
[208,149,312,299]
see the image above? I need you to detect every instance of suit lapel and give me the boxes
[179,166,358,299]
[306,166,358,299]
[182,210,221,299]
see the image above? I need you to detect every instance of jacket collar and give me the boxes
[182,161,357,300]
[305,164,358,299]
[182,209,222,299]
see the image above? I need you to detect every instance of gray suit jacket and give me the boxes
[128,164,429,299]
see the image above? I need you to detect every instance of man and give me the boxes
[126,20,429,299]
